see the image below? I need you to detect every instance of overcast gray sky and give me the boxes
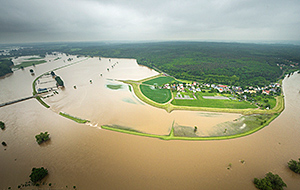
[0,0,300,44]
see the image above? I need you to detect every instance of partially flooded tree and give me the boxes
[0,121,5,130]
[35,132,50,144]
[254,172,286,190]
[288,158,300,174]
[194,126,197,133]
[29,167,48,184]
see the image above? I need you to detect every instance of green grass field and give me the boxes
[13,60,47,69]
[172,92,256,109]
[107,84,122,90]
[124,75,284,114]
[142,76,175,86]
[140,84,172,103]
[268,98,276,108]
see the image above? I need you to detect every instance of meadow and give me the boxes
[172,92,257,109]
[140,84,172,104]
[142,76,176,86]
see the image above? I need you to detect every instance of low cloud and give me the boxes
[0,0,299,43]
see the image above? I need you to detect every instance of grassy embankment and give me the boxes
[59,112,89,124]
[13,60,47,69]
[32,57,89,108]
[32,76,50,108]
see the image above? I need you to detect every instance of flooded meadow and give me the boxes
[0,55,300,189]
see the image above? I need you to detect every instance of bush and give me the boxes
[288,158,300,174]
[35,132,50,144]
[0,121,5,130]
[254,172,286,190]
[29,167,48,184]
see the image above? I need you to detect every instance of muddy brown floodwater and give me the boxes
[0,55,299,190]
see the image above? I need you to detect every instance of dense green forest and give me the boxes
[2,42,300,86]
[0,58,13,77]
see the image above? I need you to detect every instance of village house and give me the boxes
[215,84,228,93]
[262,90,270,95]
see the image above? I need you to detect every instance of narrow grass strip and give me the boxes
[35,96,50,108]
[59,112,89,124]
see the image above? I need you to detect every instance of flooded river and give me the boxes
[0,55,300,189]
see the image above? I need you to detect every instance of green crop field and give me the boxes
[142,76,175,86]
[171,93,257,109]
[140,84,172,103]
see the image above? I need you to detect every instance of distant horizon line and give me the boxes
[1,39,300,46]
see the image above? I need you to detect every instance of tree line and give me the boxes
[4,41,300,86]
[0,58,13,77]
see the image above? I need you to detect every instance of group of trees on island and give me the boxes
[254,172,287,190]
[253,158,300,190]
[55,76,64,87]
[1,121,6,146]
[288,158,300,174]
[1,121,49,186]
[29,167,48,184]
[51,71,64,87]
[35,132,50,144]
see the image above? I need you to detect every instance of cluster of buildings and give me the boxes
[162,81,281,96]
[164,82,201,93]
[277,59,299,70]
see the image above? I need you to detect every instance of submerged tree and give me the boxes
[254,172,286,190]
[35,132,50,144]
[288,158,300,174]
[29,167,48,184]
[0,121,5,130]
